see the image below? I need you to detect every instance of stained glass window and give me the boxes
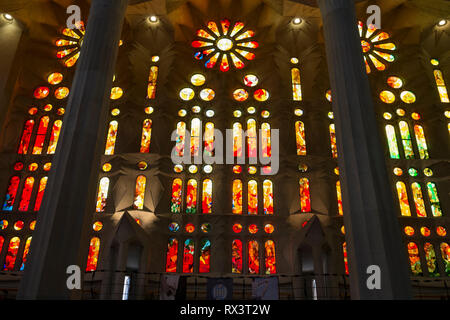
[413,125,429,159]
[18,177,34,211]
[175,122,186,157]
[385,125,400,159]
[18,120,35,155]
[343,242,349,275]
[86,237,100,271]
[232,179,243,214]
[247,119,257,158]
[329,124,338,158]
[233,122,243,157]
[336,181,343,216]
[147,66,158,99]
[3,237,20,271]
[426,182,442,217]
[398,121,414,159]
[440,243,450,276]
[423,243,439,276]
[248,180,258,215]
[133,175,146,210]
[166,238,178,272]
[261,123,271,158]
[2,176,20,211]
[248,240,259,274]
[291,68,302,101]
[0,237,3,259]
[183,239,195,273]
[56,22,85,67]
[202,179,212,214]
[431,64,449,103]
[265,240,276,274]
[47,120,62,154]
[411,182,426,217]
[396,181,411,216]
[186,179,197,214]
[407,242,422,276]
[190,118,201,157]
[263,180,273,215]
[140,119,152,153]
[299,178,311,212]
[232,239,243,273]
[199,239,211,273]
[295,121,306,156]
[20,237,32,271]
[32,116,50,155]
[105,120,118,155]
[204,122,214,157]
[96,177,109,213]
[171,178,182,213]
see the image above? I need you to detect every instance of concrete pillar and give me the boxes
[17,0,128,299]
[317,0,412,299]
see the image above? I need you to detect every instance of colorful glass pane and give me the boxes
[413,125,429,159]
[411,182,427,217]
[18,120,35,154]
[140,119,152,153]
[32,116,50,155]
[380,90,395,104]
[440,243,450,276]
[433,70,449,103]
[202,179,212,214]
[336,181,343,216]
[424,243,439,276]
[396,181,411,216]
[190,118,201,157]
[329,124,338,158]
[147,66,158,99]
[385,125,400,159]
[232,180,243,214]
[19,237,32,271]
[426,182,442,217]
[343,242,349,275]
[263,180,273,215]
[233,88,249,102]
[95,177,109,212]
[171,178,182,213]
[166,238,178,272]
[295,121,306,156]
[400,91,416,104]
[248,180,258,215]
[199,239,211,273]
[299,178,311,212]
[2,176,20,211]
[191,74,206,86]
[265,240,276,274]
[200,88,215,101]
[18,177,34,211]
[86,237,100,271]
[243,74,258,87]
[3,237,20,271]
[183,239,195,273]
[179,88,194,101]
[292,68,302,101]
[104,120,118,155]
[399,121,414,159]
[233,123,243,157]
[232,239,243,273]
[175,122,186,157]
[261,123,271,157]
[186,179,197,214]
[247,119,257,158]
[248,241,259,274]
[254,89,269,101]
[133,175,146,210]
[47,120,62,154]
[204,122,214,157]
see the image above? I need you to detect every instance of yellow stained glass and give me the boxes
[396,181,411,216]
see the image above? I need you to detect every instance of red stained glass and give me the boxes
[247,119,257,158]
[18,177,34,211]
[407,242,423,276]
[221,19,231,35]
[202,179,212,214]
[199,239,211,273]
[171,178,182,213]
[233,223,242,233]
[343,242,349,275]
[33,86,49,99]
[133,175,146,210]
[3,237,20,271]
[2,176,20,211]
[248,241,259,274]
[263,180,273,215]
[140,119,152,153]
[18,120,35,154]
[230,52,244,69]
[248,180,258,215]
[336,181,343,216]
[265,240,276,274]
[232,180,243,214]
[253,89,269,101]
[183,239,195,273]
[220,54,230,72]
[32,116,50,155]
[232,239,243,273]
[185,223,195,233]
[14,162,23,171]
[233,123,243,157]
[204,122,214,157]
[205,52,220,68]
[299,178,311,212]
[248,224,258,234]
[47,120,62,154]
[86,237,100,271]
[165,238,178,272]
[20,237,32,271]
[192,40,212,48]
[186,179,197,214]
[261,123,271,157]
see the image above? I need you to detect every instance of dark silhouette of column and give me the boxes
[17,0,128,299]
[317,0,412,299]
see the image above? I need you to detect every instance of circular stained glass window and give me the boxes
[334,167,340,175]
[254,89,269,101]
[169,222,180,232]
[191,74,206,86]
[34,86,50,99]
[216,38,233,51]
[174,165,183,173]
[233,89,249,102]
[411,112,420,120]
[327,112,334,119]
[206,110,214,117]
[387,76,403,89]
[0,220,7,230]
[93,221,103,231]
[111,108,120,116]
[436,226,447,237]
[243,74,258,87]
[264,224,274,234]
[43,104,52,112]
[203,165,213,174]
[28,107,38,115]
[248,166,257,174]
[145,106,154,114]
[151,56,159,62]
[57,108,65,115]
[423,168,433,177]
[247,107,255,114]
[383,112,392,120]
[178,109,187,117]
[233,223,242,233]
[110,87,123,100]
[102,163,112,172]
[192,106,201,113]
[185,223,195,233]
[138,161,147,170]
[400,91,416,104]
[420,226,430,237]
[14,221,24,231]
[28,163,38,171]
[291,57,299,64]
[298,164,308,172]
[261,110,270,118]
[188,165,198,174]
[248,224,258,234]
[233,165,242,174]
[380,90,395,104]
[14,162,23,171]
[408,168,418,177]
[393,167,403,176]
[404,226,414,236]
[180,88,195,101]
[233,110,242,117]
[48,72,63,85]
[396,108,405,116]
[430,58,439,66]
[294,108,303,116]
[201,223,211,233]
[43,163,52,171]
[200,88,215,101]
[325,89,332,102]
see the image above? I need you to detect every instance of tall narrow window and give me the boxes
[140,119,152,153]
[336,181,343,216]
[3,237,20,271]
[19,237,32,271]
[248,180,258,215]
[432,68,449,103]
[190,118,201,157]
[407,242,422,276]
[299,178,311,212]
[396,181,411,216]
[2,176,20,211]
[199,239,211,273]
[105,120,118,155]
[0,237,3,259]
[18,120,35,154]
[411,182,427,217]
[47,120,62,154]
[295,121,306,156]
[18,177,35,212]
[32,116,50,155]
[186,179,197,214]
[34,176,48,211]
[264,240,276,274]
[385,124,400,159]
[147,66,158,99]
[247,119,257,158]
[248,240,259,274]
[440,243,450,276]
[423,243,439,276]
[263,180,273,215]
[329,124,338,158]
[232,239,243,273]
[413,125,429,159]
[398,121,414,159]
[204,122,214,157]
[86,237,100,271]
[202,179,212,214]
[261,123,271,157]
[233,122,243,157]
[95,177,110,212]
[175,122,186,157]
[342,242,349,275]
[171,178,183,213]
[133,175,146,210]
[232,179,243,214]
[291,68,302,101]
[166,238,178,272]
[426,182,442,217]
[183,239,194,273]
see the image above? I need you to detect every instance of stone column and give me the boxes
[317,0,412,299]
[17,0,128,299]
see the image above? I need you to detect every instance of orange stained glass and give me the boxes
[295,121,306,156]
[95,177,110,213]
[140,119,152,153]
[205,52,220,69]
[232,179,243,214]
[387,76,403,89]
[230,52,244,69]
[175,122,186,157]
[86,237,100,271]
[247,119,257,158]
[248,241,260,274]
[343,242,349,275]
[329,124,338,158]
[110,87,123,100]
[32,116,50,155]
[299,178,311,212]
[440,243,450,276]
[18,177,34,212]
[147,66,158,99]
[411,182,427,217]
[233,122,243,157]
[433,70,449,103]
[166,238,178,272]
[248,180,258,215]
[190,118,201,157]
[183,239,195,273]
[199,239,211,273]
[336,181,343,216]
[64,53,80,67]
[404,226,415,236]
[202,179,212,214]
[243,74,258,87]
[104,120,118,155]
[220,54,230,72]
[186,179,197,214]
[396,181,411,216]
[0,237,3,261]
[263,180,273,215]
[254,89,269,102]
[233,88,249,102]
[437,226,447,237]
[380,90,395,104]
[265,240,276,274]
[133,175,146,210]
[413,125,429,159]
[232,239,243,273]
[2,176,20,211]
[171,178,183,213]
[291,68,302,101]
[47,72,63,85]
[221,19,231,35]
[421,227,431,237]
[204,122,214,157]
[33,176,48,211]
[264,224,274,234]
[47,120,62,154]
[34,86,49,99]
[54,87,69,99]
[3,237,20,271]
[18,120,34,154]
[248,224,258,234]
[261,123,271,158]
[235,49,255,61]
[19,237,32,271]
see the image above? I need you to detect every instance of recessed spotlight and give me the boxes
[3,13,13,21]
[292,17,302,25]
[438,19,447,26]
[149,15,158,23]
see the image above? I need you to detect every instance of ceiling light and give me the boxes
[3,13,13,21]
[437,19,447,26]
[149,15,158,23]
[292,17,302,25]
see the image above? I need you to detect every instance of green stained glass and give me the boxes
[426,182,442,217]
[414,125,429,159]
[408,168,418,177]
[385,125,400,159]
[424,243,439,277]
[399,121,414,159]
